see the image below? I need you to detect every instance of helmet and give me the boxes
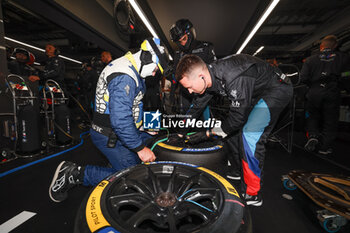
[27,52,36,65]
[139,37,172,77]
[169,19,196,50]
[13,48,30,62]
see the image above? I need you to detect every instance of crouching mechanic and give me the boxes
[176,54,293,206]
[49,38,170,202]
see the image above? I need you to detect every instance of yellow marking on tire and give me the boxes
[198,167,240,198]
[157,142,183,151]
[86,180,111,232]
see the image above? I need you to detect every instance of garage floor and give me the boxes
[0,132,350,233]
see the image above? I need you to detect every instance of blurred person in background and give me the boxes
[301,35,350,155]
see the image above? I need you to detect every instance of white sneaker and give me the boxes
[243,193,263,206]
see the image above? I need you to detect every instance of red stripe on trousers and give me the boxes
[242,160,261,196]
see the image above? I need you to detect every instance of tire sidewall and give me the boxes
[77,162,245,233]
[153,135,227,176]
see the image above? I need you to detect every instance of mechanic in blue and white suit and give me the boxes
[49,38,170,202]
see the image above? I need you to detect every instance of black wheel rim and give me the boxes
[104,163,225,233]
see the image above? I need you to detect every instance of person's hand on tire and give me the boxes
[185,131,211,144]
[137,147,156,163]
[167,134,184,144]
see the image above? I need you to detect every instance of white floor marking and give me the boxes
[0,211,37,233]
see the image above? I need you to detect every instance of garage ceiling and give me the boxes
[2,0,350,67]
[146,0,350,63]
[248,0,350,62]
[146,0,270,56]
[2,0,129,66]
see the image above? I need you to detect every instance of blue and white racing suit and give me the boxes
[84,53,152,186]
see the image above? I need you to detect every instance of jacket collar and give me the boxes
[207,64,220,93]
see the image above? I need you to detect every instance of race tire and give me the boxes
[153,134,227,176]
[74,161,249,233]
[238,206,253,233]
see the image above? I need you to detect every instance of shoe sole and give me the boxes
[49,161,66,203]
[226,175,241,180]
[246,200,263,206]
[304,138,318,152]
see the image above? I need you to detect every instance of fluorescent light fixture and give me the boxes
[5,36,45,52]
[5,36,82,64]
[236,0,280,54]
[58,55,82,64]
[128,1,174,61]
[253,46,264,56]
[128,0,158,38]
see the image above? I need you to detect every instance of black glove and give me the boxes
[185,131,210,145]
[167,134,185,145]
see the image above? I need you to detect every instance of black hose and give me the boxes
[67,92,91,123]
[53,121,75,140]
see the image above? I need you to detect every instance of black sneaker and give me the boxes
[304,138,319,152]
[318,148,333,155]
[49,161,83,202]
[243,193,263,206]
[226,169,241,180]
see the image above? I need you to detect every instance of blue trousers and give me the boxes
[84,129,152,186]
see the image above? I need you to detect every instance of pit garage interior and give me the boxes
[0,0,350,232]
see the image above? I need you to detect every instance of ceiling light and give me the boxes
[5,36,82,64]
[128,1,172,61]
[58,55,82,64]
[253,46,264,56]
[236,0,280,54]
[5,36,45,52]
[128,0,158,38]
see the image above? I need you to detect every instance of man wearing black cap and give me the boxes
[8,48,37,77]
[8,48,40,96]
